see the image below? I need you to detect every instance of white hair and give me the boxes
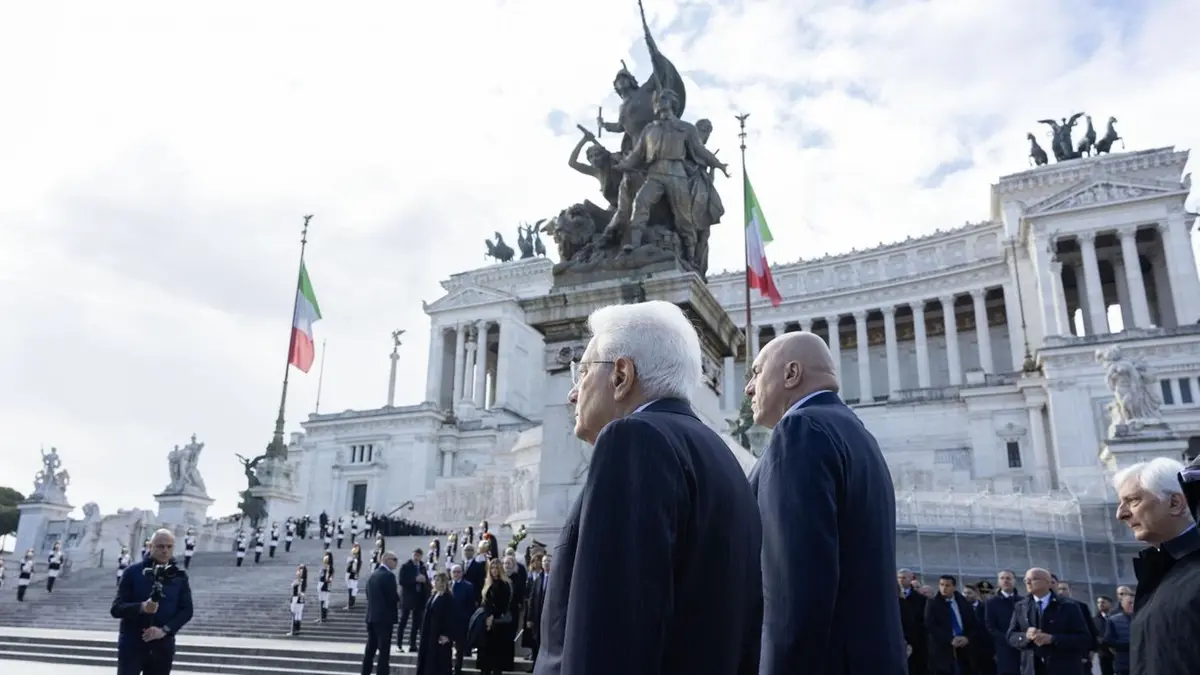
[1113,457,1186,501]
[586,300,702,401]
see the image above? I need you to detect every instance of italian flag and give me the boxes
[745,173,782,307]
[288,262,322,373]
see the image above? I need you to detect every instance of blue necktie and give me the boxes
[948,599,963,636]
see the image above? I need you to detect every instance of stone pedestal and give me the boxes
[154,491,215,527]
[15,499,73,556]
[249,456,302,523]
[1100,424,1188,473]
[520,268,743,548]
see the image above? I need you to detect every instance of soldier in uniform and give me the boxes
[285,518,296,553]
[116,546,132,587]
[269,522,280,558]
[612,88,728,263]
[345,543,362,608]
[317,551,334,623]
[46,541,65,592]
[254,528,265,564]
[235,530,247,567]
[16,550,34,601]
[183,528,196,569]
[288,565,308,636]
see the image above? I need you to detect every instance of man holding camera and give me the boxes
[111,528,194,675]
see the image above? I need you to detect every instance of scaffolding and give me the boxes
[895,478,1142,604]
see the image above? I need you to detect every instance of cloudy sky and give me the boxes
[2,0,1197,519]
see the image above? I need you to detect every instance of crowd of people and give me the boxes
[0,540,67,601]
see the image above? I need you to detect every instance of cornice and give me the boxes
[992,147,1188,197]
[441,258,553,292]
[709,220,1000,281]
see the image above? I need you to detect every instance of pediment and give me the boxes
[422,285,516,313]
[1026,179,1181,216]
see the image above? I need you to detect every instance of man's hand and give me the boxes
[1032,633,1054,646]
[906,644,913,657]
[485,616,493,630]
[526,620,532,629]
[141,600,158,614]
[438,635,450,645]
[951,636,969,648]
[1026,627,1041,641]
[142,627,165,642]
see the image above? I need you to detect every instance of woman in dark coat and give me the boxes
[416,572,455,675]
[476,558,513,675]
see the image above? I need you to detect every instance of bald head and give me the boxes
[745,331,839,428]
[148,529,175,563]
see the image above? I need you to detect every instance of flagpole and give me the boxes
[314,339,328,414]
[736,113,752,366]
[268,214,313,459]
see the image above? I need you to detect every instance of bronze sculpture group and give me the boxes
[1027,113,1123,166]
[485,1,730,282]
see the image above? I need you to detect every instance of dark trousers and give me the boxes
[398,605,425,650]
[454,640,470,675]
[183,555,191,569]
[269,545,276,558]
[1098,655,1114,675]
[361,621,394,675]
[117,638,176,675]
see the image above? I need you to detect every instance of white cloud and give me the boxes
[0,0,1196,517]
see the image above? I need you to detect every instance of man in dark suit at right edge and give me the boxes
[361,550,400,675]
[746,331,907,675]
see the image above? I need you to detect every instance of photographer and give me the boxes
[110,528,194,675]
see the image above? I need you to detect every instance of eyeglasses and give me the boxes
[570,360,613,386]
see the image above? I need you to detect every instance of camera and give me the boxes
[143,561,180,602]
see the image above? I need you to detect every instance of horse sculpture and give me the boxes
[485,232,515,263]
[1075,114,1097,157]
[1095,116,1123,155]
[1027,133,1048,167]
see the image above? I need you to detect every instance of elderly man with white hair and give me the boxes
[534,300,763,675]
[1113,456,1200,674]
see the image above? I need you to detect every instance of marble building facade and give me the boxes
[286,146,1200,589]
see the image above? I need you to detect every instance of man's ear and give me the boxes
[612,357,637,401]
[783,361,804,389]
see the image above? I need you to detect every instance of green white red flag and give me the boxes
[744,173,782,307]
[288,262,322,373]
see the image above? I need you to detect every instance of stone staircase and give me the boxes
[0,627,533,674]
[0,536,460,643]
[0,535,532,673]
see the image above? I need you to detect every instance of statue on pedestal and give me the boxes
[538,0,729,282]
[1096,345,1164,437]
[236,453,269,526]
[30,447,70,503]
[163,434,209,496]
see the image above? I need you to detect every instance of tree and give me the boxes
[0,485,25,538]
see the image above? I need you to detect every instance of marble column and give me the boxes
[1077,232,1109,334]
[1048,261,1069,336]
[494,318,512,409]
[911,302,931,388]
[441,450,454,477]
[1117,226,1152,328]
[882,306,900,395]
[854,311,871,402]
[825,315,842,380]
[1029,233,1060,344]
[1026,402,1051,492]
[462,337,477,402]
[970,289,994,373]
[723,356,737,410]
[1001,283,1025,370]
[940,295,962,386]
[799,318,812,333]
[749,327,761,363]
[1161,211,1200,324]
[1112,261,1134,329]
[473,320,490,407]
[425,325,446,404]
[772,323,787,341]
[451,324,467,403]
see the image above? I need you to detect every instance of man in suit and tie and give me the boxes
[361,550,399,675]
[1005,568,1093,675]
[535,300,763,675]
[745,331,906,675]
[448,564,476,675]
[398,548,430,653]
[985,570,1023,675]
